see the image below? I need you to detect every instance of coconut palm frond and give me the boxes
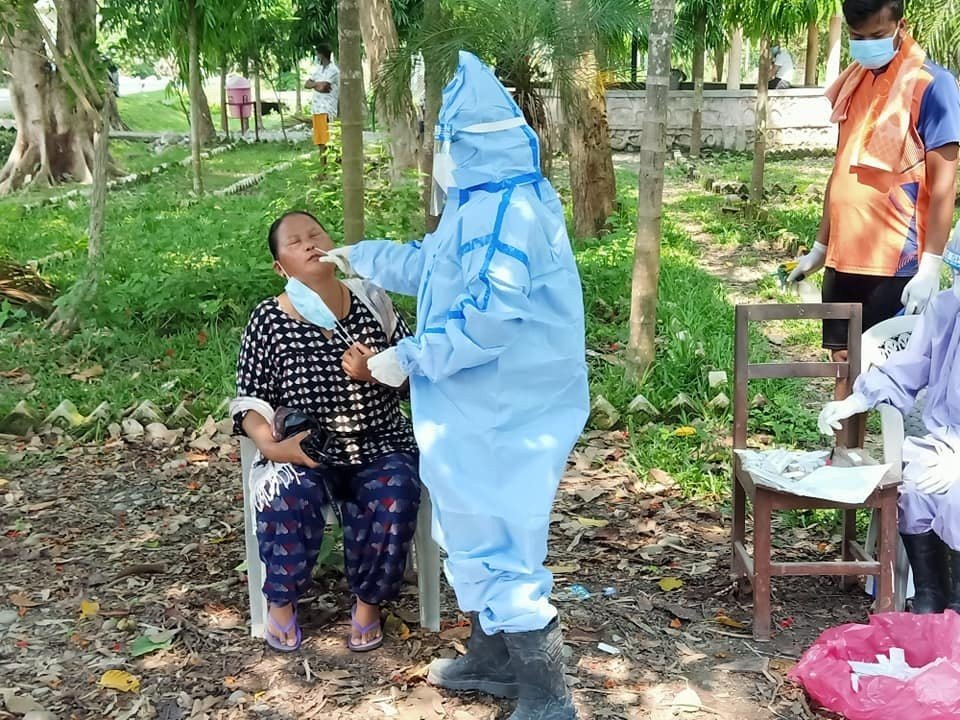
[0,258,56,313]
[909,0,960,71]
[725,0,831,40]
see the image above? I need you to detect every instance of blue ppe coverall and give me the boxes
[350,51,590,634]
[854,242,960,548]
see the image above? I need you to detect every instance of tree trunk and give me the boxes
[45,0,113,334]
[359,0,420,181]
[339,0,365,245]
[690,8,706,159]
[105,70,128,131]
[294,55,303,114]
[106,98,128,131]
[627,0,675,379]
[630,32,639,83]
[826,14,842,85]
[568,51,616,238]
[187,0,203,194]
[805,21,819,87]
[175,61,214,144]
[0,2,98,195]
[48,103,109,335]
[422,0,443,232]
[253,60,263,135]
[750,37,771,207]
[220,63,229,134]
[714,45,725,83]
[727,27,743,90]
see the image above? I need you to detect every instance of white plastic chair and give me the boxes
[240,436,442,637]
[860,315,921,610]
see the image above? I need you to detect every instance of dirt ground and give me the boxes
[0,428,871,720]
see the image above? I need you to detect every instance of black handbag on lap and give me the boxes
[272,408,338,466]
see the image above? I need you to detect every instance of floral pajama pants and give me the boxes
[256,452,421,606]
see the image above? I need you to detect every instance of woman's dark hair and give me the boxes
[316,43,333,60]
[267,211,326,260]
[842,0,904,28]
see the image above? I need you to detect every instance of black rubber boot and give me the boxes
[947,548,960,614]
[427,613,519,698]
[901,531,948,614]
[501,618,577,720]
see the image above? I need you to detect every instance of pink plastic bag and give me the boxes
[789,611,960,720]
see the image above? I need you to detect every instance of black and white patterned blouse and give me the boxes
[233,290,418,466]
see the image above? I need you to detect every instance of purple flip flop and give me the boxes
[348,605,383,653]
[265,604,302,653]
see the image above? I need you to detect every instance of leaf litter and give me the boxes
[0,426,870,719]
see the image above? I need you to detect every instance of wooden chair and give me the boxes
[240,437,442,638]
[732,303,901,640]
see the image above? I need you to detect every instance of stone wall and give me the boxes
[550,88,838,153]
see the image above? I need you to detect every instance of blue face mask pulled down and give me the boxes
[285,276,338,329]
[849,31,899,70]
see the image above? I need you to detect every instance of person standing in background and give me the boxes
[788,0,960,416]
[306,43,340,162]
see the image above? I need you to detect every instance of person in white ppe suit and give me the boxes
[819,223,960,614]
[321,51,589,719]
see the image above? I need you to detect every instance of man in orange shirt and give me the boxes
[789,0,960,369]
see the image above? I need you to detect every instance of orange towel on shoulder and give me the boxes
[825,35,927,174]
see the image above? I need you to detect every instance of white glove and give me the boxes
[901,253,943,315]
[914,463,958,495]
[817,393,870,437]
[368,347,408,387]
[787,242,828,283]
[317,246,356,276]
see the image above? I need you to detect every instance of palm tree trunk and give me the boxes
[220,62,229,135]
[422,0,443,232]
[253,60,263,136]
[727,27,743,90]
[826,14,842,85]
[568,51,616,238]
[294,55,303,114]
[690,8,706,158]
[805,21,819,86]
[186,0,203,195]
[714,45,725,83]
[339,0,365,245]
[359,0,420,181]
[627,0,675,379]
[750,37,771,207]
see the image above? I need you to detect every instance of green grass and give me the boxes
[118,89,191,133]
[118,88,297,135]
[113,139,193,174]
[0,139,192,210]
[0,140,420,428]
[667,154,833,254]
[577,169,822,498]
[1,146,828,502]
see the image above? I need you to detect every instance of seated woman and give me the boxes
[232,210,420,653]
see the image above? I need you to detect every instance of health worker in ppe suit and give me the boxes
[320,52,589,719]
[819,222,960,614]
